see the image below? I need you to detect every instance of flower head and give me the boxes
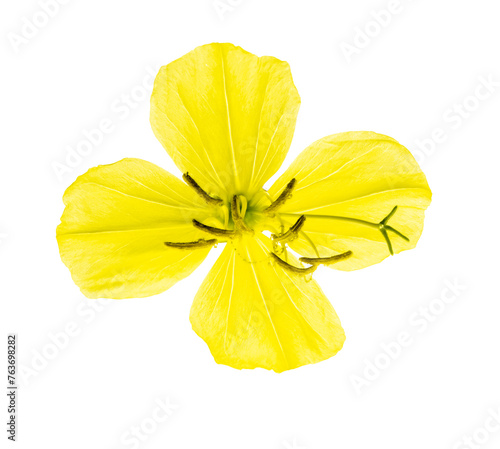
[57,43,431,372]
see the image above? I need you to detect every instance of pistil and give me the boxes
[280,205,409,255]
[378,206,409,255]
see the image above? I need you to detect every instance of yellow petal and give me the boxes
[57,158,218,299]
[268,132,432,270]
[190,234,345,372]
[150,43,300,200]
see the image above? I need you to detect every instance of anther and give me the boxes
[183,172,222,206]
[300,250,353,266]
[164,238,217,249]
[272,215,305,242]
[192,219,237,237]
[270,252,317,275]
[264,178,296,213]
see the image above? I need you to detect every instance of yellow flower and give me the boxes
[56,43,432,372]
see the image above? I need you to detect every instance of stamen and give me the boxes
[264,178,296,213]
[270,252,317,275]
[183,172,222,206]
[231,195,252,233]
[192,219,237,237]
[300,250,353,266]
[164,238,217,249]
[272,215,305,242]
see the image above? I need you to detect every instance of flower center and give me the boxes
[191,193,254,238]
[164,173,409,275]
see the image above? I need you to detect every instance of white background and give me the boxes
[1,1,500,448]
